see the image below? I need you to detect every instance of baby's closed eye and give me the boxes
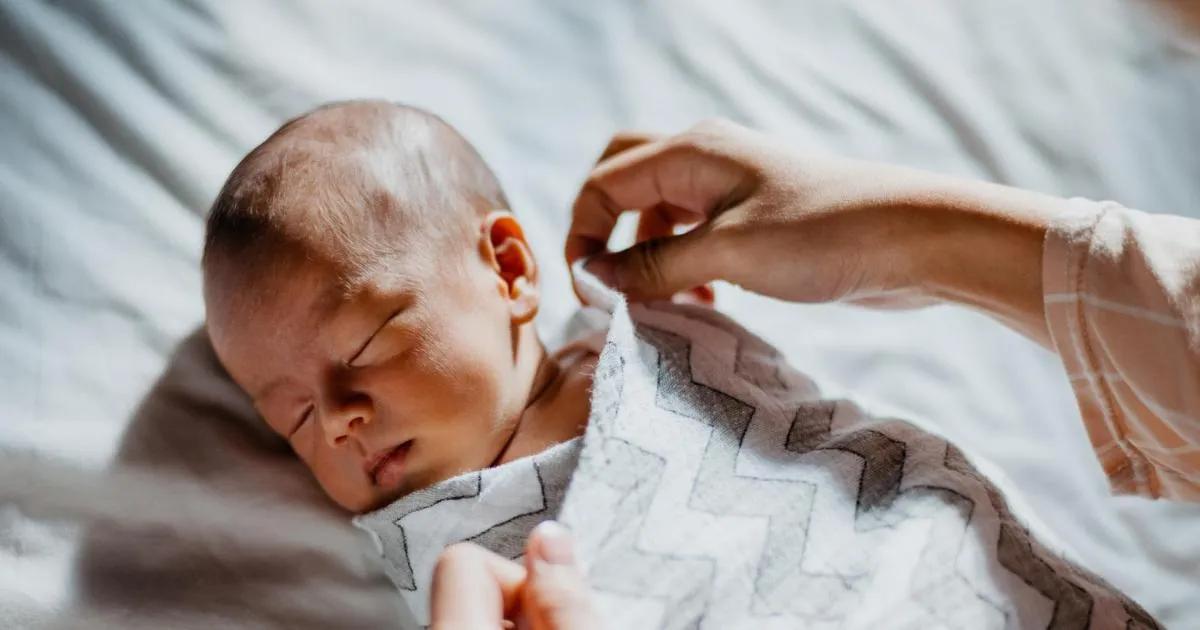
[289,405,315,438]
[350,314,420,368]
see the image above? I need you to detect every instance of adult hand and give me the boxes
[566,118,1065,343]
[566,118,915,305]
[430,521,598,630]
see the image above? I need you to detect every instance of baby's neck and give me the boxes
[492,340,597,466]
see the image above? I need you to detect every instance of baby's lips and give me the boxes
[364,441,410,483]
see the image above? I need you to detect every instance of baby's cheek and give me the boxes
[426,317,508,396]
[428,328,511,442]
[289,421,320,464]
[384,341,482,431]
[308,435,376,512]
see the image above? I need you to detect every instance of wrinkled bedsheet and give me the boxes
[2,1,1198,627]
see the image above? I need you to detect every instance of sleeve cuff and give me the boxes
[1042,198,1158,497]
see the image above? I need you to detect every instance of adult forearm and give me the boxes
[895,173,1066,347]
[567,120,1068,349]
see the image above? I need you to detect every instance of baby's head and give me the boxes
[203,101,545,513]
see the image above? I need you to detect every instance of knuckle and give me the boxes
[658,133,692,156]
[574,178,601,206]
[636,240,669,288]
[578,168,600,190]
[578,176,602,199]
[678,119,740,157]
[692,116,727,131]
[577,180,619,218]
[607,130,640,147]
[600,135,628,158]
[600,130,655,161]
[691,116,736,135]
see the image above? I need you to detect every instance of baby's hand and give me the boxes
[430,521,598,630]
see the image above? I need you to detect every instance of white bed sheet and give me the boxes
[2,0,1197,627]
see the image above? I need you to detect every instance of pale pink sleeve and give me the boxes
[1043,199,1200,500]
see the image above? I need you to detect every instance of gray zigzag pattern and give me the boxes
[573,348,718,630]
[367,301,1159,629]
[380,445,578,585]
[583,438,717,630]
[943,445,1091,628]
[787,403,1011,625]
[792,404,1157,629]
[639,326,865,619]
[466,450,579,559]
[943,446,1161,629]
[386,473,482,590]
[628,320,1158,629]
[644,302,788,392]
[640,326,1004,623]
[792,401,1152,628]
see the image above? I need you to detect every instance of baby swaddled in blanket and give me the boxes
[202,100,1159,629]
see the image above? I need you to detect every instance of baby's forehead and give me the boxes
[205,102,498,327]
[272,234,450,315]
[208,246,395,368]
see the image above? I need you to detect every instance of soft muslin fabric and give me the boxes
[354,440,582,626]
[354,267,1158,629]
[1045,200,1200,500]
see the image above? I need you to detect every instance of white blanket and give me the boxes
[355,273,1158,628]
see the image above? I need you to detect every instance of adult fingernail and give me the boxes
[584,255,618,289]
[533,520,575,565]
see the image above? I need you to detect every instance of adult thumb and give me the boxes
[583,228,712,302]
[522,521,599,630]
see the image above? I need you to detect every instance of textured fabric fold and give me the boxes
[356,266,1157,628]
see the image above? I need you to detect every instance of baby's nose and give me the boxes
[332,416,370,445]
[322,397,373,447]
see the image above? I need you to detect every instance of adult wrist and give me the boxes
[893,174,1059,345]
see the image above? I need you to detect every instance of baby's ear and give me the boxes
[480,210,539,324]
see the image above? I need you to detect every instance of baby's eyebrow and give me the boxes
[310,283,353,323]
[253,376,291,403]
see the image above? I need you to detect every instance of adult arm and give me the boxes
[565,119,1200,500]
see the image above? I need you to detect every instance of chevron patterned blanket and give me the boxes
[355,284,1158,629]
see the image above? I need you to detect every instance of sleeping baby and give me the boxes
[203,100,597,514]
[202,100,1158,629]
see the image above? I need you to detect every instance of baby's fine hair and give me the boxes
[202,100,508,291]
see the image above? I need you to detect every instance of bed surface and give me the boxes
[2,1,1197,627]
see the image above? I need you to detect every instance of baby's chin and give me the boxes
[347,482,414,515]
[344,443,492,514]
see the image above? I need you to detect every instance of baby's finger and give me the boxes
[523,521,598,630]
[430,543,526,629]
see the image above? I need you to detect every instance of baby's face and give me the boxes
[209,236,534,513]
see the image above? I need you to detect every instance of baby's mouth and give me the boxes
[366,441,413,489]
